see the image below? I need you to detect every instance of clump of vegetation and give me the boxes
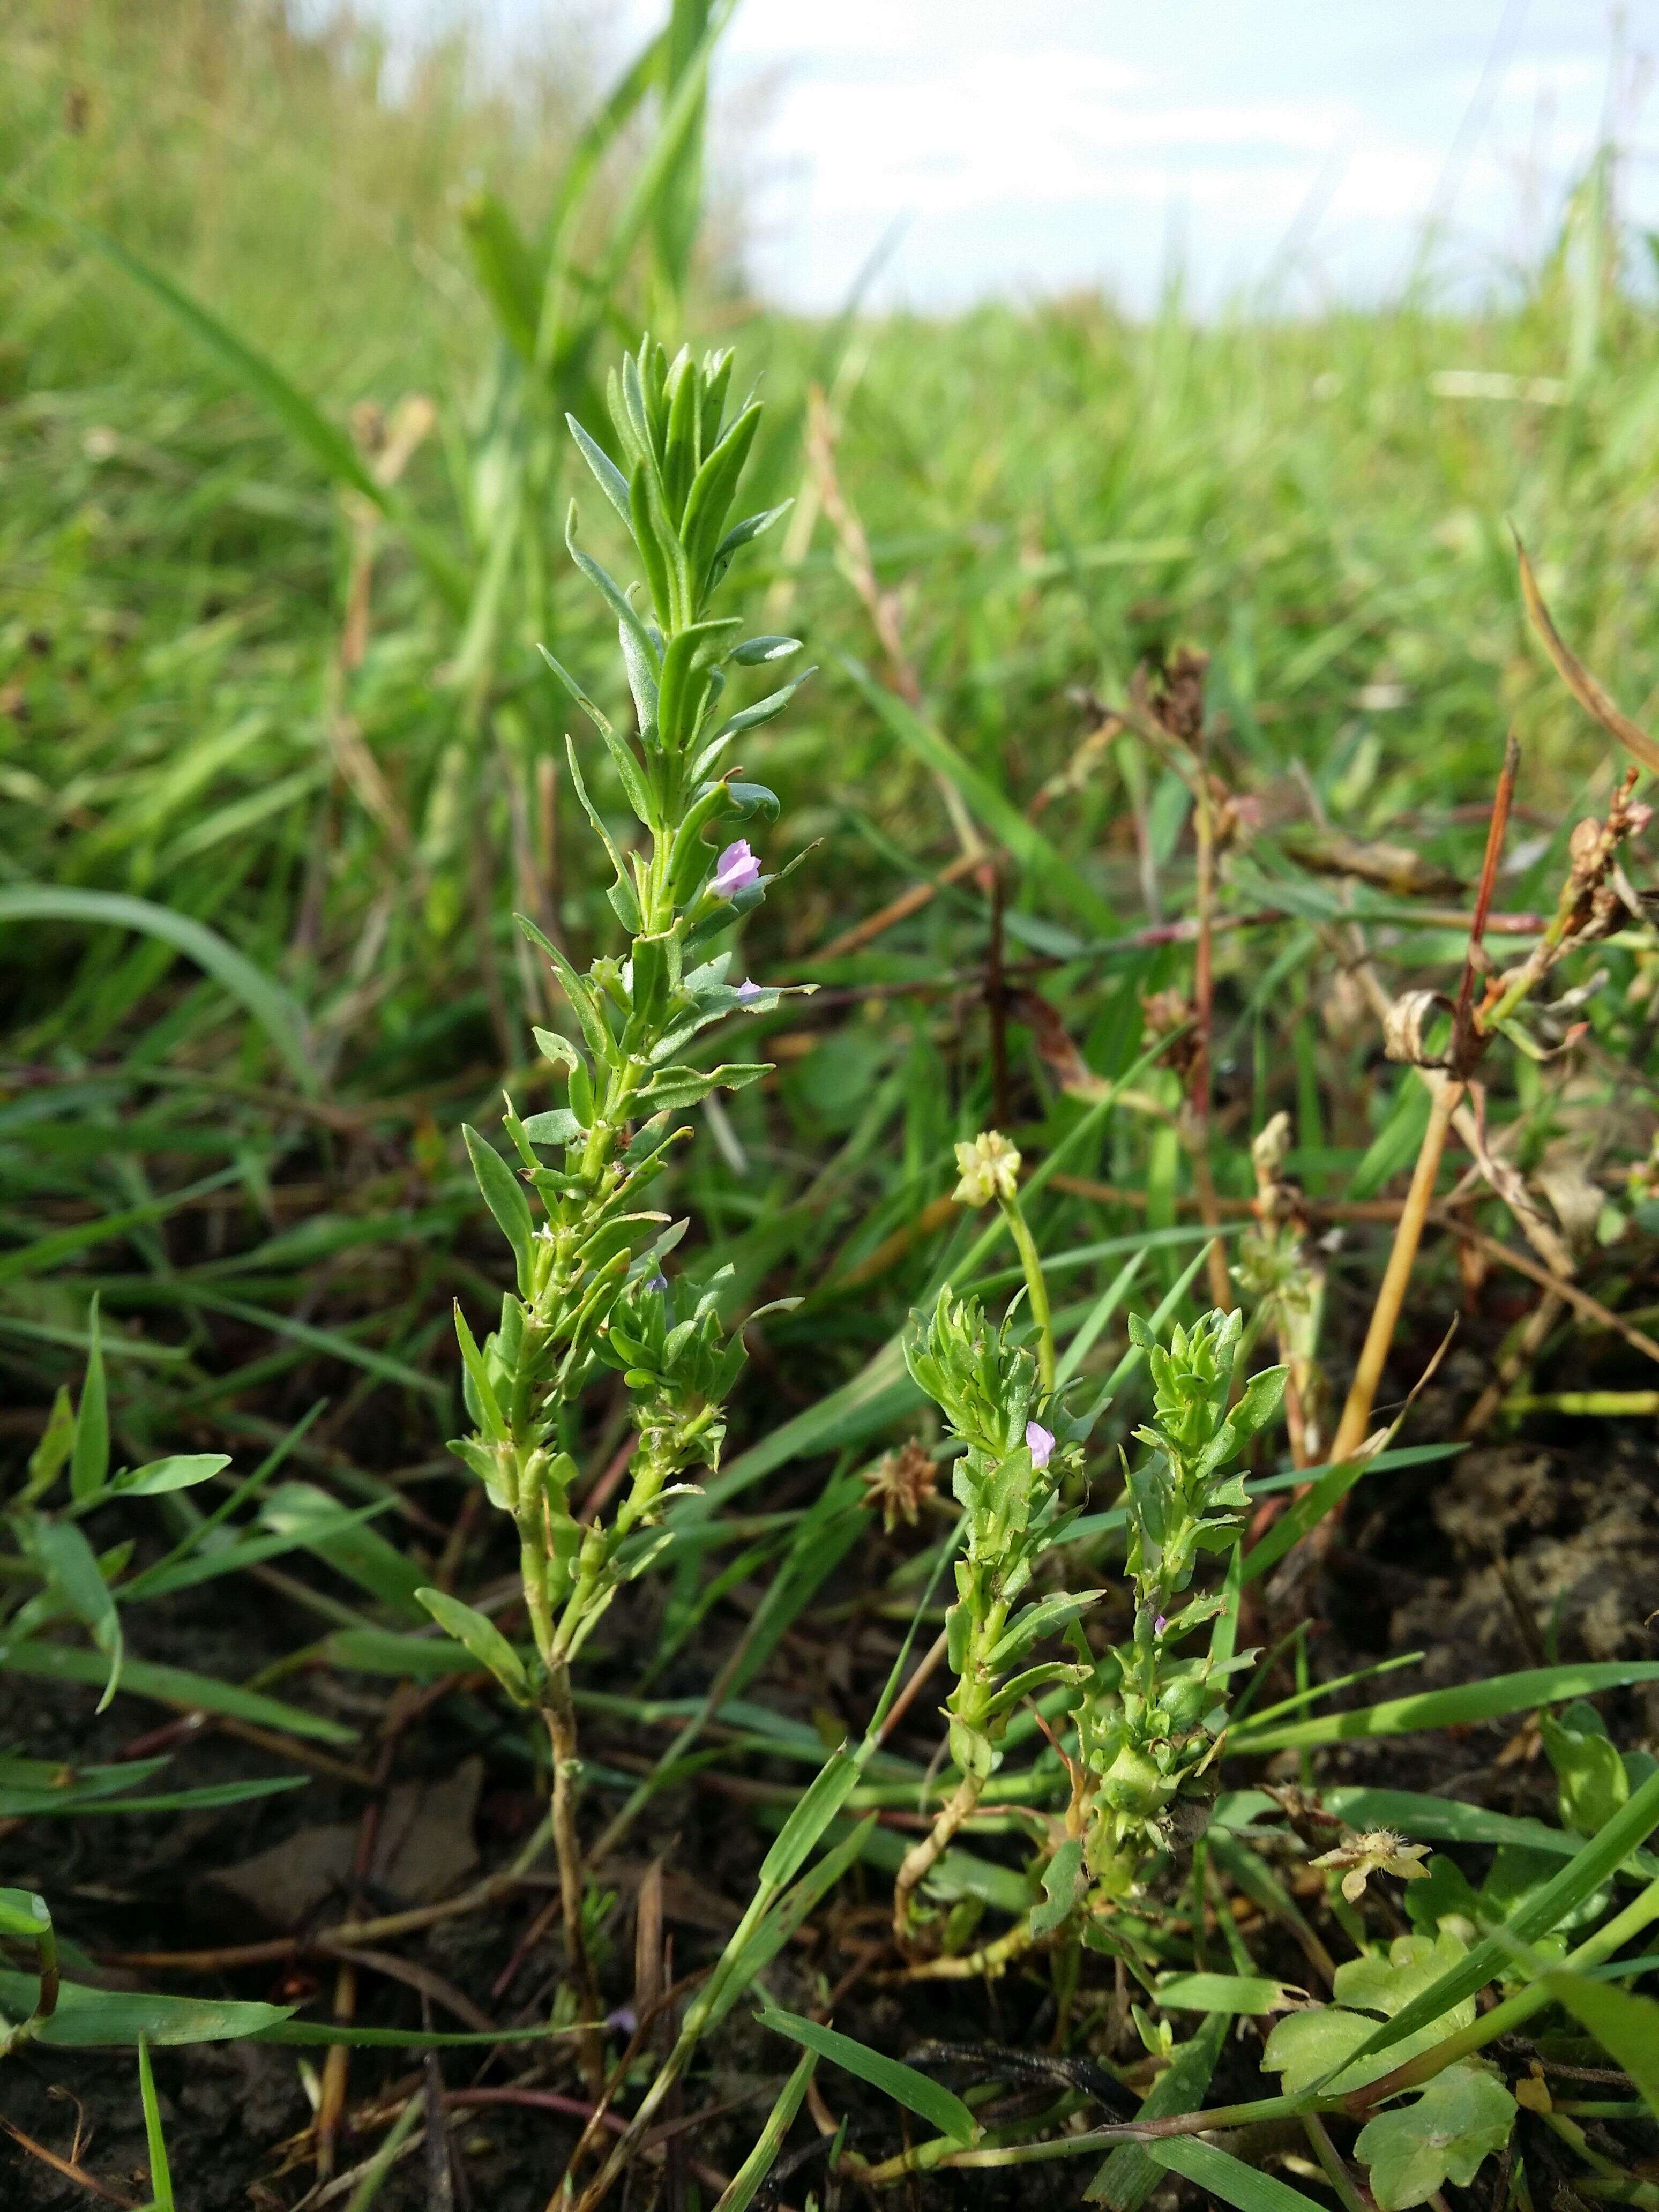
[5,4,1659,2209]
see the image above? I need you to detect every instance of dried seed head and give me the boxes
[1382,988,1451,1066]
[862,1439,938,1532]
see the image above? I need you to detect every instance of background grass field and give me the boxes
[7,0,1657,1446]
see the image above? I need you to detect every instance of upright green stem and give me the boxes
[998,1190,1055,1394]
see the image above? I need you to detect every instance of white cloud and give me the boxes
[349,0,1659,312]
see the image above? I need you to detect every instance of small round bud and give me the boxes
[953,1129,1021,1207]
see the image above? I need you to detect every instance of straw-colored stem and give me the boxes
[893,1770,985,1947]
[1329,1075,1462,1462]
[543,1664,602,2094]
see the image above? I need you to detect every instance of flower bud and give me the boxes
[953,1129,1021,1207]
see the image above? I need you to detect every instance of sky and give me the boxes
[357,0,1659,315]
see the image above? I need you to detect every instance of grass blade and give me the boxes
[0,887,315,1093]
[753,2005,975,2144]
[1231,1661,1659,1753]
[0,1973,292,2046]
[712,2047,818,2212]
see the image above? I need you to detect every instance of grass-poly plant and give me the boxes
[436,334,809,2056]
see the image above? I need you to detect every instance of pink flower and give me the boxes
[1154,1615,1168,1635]
[712,840,760,897]
[1026,1421,1054,1470]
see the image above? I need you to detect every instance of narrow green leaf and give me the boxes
[138,2037,176,2212]
[70,1294,109,1501]
[462,1126,537,1295]
[1149,2138,1326,2211]
[2,1776,306,1819]
[754,2006,975,2145]
[757,1746,859,1889]
[27,1517,123,1710]
[113,1454,231,1497]
[1541,1969,1659,2114]
[1154,1972,1303,2016]
[0,1888,50,1942]
[0,1641,355,1744]
[459,189,541,360]
[1085,2015,1227,2206]
[0,887,316,1094]
[712,2049,818,2212]
[840,657,1114,930]
[25,1387,74,1498]
[414,1587,532,1704]
[260,1482,428,1619]
[69,218,466,612]
[0,1972,293,2046]
[1233,1662,1659,1753]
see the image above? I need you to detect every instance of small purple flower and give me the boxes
[735,977,764,1006]
[1154,1615,1168,1636]
[712,839,760,898]
[1026,1420,1055,1470]
[646,1273,669,1294]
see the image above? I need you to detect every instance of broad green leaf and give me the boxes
[1540,1708,1630,1835]
[0,887,315,1094]
[0,1972,292,2046]
[1261,2007,1389,2096]
[1335,1932,1477,2024]
[1354,2062,1516,2209]
[754,2005,975,2144]
[413,1587,532,1704]
[1264,1935,1478,2098]
[0,1888,50,1942]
